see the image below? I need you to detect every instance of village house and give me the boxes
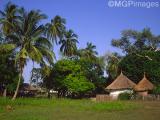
[105,71,136,99]
[134,73,154,96]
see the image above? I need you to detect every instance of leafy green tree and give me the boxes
[59,29,78,57]
[0,45,19,97]
[153,85,160,95]
[111,28,160,54]
[77,58,105,94]
[118,51,160,84]
[44,59,95,98]
[75,43,105,94]
[107,28,160,85]
[41,65,54,98]
[63,74,95,97]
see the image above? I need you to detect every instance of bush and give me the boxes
[118,92,131,100]
[152,85,160,95]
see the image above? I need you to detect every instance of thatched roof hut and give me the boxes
[134,74,154,92]
[106,72,136,90]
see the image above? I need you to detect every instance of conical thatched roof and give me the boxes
[106,72,136,90]
[134,73,154,91]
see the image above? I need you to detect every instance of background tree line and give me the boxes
[1,2,160,100]
[105,28,160,87]
[0,2,105,99]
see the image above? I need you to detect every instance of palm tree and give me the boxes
[45,15,66,44]
[0,2,17,61]
[104,52,122,79]
[0,44,15,53]
[0,2,18,96]
[59,29,78,57]
[79,42,98,60]
[7,9,54,100]
[0,2,18,35]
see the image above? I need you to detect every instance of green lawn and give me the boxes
[0,97,160,120]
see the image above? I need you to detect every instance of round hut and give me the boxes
[134,73,154,96]
[106,72,136,99]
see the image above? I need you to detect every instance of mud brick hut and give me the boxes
[106,71,136,99]
[134,73,154,96]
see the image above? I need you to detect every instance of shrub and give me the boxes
[152,85,160,95]
[118,92,131,100]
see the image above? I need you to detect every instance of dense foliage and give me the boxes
[118,51,160,84]
[1,2,160,100]
[43,59,96,98]
[118,92,132,100]
[0,52,19,95]
[0,2,81,99]
[105,28,160,85]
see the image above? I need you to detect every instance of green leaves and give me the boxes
[59,29,78,57]
[0,3,55,99]
[111,28,160,54]
[78,42,98,61]
[0,2,18,35]
[153,85,160,95]
[0,44,15,54]
[43,59,96,97]
[7,8,55,67]
[119,51,160,84]
[45,15,66,44]
[64,74,95,94]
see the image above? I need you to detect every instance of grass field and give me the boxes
[0,97,160,120]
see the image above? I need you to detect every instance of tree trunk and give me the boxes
[47,90,51,99]
[30,61,35,85]
[12,72,22,100]
[3,88,7,97]
[57,90,60,98]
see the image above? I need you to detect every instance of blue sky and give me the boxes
[1,0,160,82]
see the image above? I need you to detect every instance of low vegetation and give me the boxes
[1,98,160,120]
[0,97,136,120]
[118,92,132,100]
[0,97,136,112]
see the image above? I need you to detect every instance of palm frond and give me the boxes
[0,43,15,53]
[34,37,52,49]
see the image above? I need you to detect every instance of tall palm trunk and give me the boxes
[30,61,35,85]
[12,67,22,100]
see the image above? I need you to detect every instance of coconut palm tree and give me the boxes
[6,9,54,100]
[59,29,78,57]
[0,44,15,53]
[45,15,66,44]
[104,52,122,79]
[79,42,98,60]
[0,2,18,35]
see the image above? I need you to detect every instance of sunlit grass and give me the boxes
[2,97,158,120]
[0,97,137,112]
